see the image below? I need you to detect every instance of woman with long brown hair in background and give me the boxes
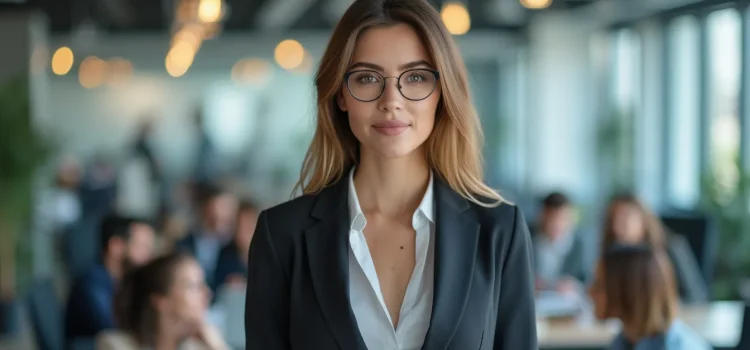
[243,0,536,349]
[589,244,710,349]
[600,193,708,303]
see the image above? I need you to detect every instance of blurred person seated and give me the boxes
[212,200,260,292]
[601,194,708,303]
[98,253,228,350]
[533,192,588,295]
[65,215,155,342]
[589,244,711,350]
[176,184,238,284]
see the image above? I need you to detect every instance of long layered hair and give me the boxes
[294,0,504,207]
[114,252,194,346]
[593,245,678,339]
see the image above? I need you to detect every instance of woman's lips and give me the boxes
[372,120,409,136]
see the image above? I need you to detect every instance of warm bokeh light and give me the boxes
[172,27,203,52]
[166,43,195,78]
[79,56,107,88]
[51,46,74,76]
[441,3,471,35]
[231,58,273,86]
[198,0,222,23]
[292,51,315,75]
[106,57,133,86]
[274,39,305,70]
[520,0,553,10]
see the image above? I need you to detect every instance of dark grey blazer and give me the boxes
[244,177,537,350]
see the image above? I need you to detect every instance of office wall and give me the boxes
[44,31,520,203]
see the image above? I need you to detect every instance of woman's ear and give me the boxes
[337,92,348,112]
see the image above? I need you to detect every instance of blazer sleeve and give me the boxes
[493,206,538,349]
[667,235,709,303]
[245,210,292,350]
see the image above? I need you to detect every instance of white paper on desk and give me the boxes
[535,291,582,318]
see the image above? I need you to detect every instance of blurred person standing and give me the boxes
[532,192,589,294]
[35,155,82,238]
[192,108,219,184]
[98,253,228,350]
[212,200,259,292]
[118,116,162,220]
[79,155,118,222]
[600,194,708,303]
[589,244,711,350]
[244,0,537,348]
[176,184,238,285]
[65,215,155,343]
[34,155,82,275]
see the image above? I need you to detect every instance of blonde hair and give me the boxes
[294,0,504,207]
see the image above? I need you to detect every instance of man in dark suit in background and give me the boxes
[64,215,155,344]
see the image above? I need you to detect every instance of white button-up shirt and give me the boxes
[347,169,435,350]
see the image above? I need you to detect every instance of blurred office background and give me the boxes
[1,0,750,349]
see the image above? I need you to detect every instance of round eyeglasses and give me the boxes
[344,68,440,102]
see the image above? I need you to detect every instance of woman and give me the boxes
[96,253,228,350]
[600,194,708,303]
[589,244,711,350]
[244,0,536,349]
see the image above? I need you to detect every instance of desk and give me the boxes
[538,302,744,350]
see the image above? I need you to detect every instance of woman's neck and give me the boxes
[153,317,187,350]
[354,148,430,217]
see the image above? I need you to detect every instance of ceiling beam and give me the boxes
[485,0,528,26]
[256,0,317,30]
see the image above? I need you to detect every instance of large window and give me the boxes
[707,9,742,200]
[666,16,701,208]
[606,29,641,190]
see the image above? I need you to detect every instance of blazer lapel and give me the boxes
[304,180,367,350]
[422,179,481,350]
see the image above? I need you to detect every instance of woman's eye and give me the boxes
[357,74,379,84]
[406,73,426,83]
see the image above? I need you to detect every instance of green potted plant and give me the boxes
[0,76,49,335]
[700,158,750,300]
[596,106,635,194]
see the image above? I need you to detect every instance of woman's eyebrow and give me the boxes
[348,60,433,71]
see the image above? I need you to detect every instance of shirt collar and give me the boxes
[347,167,435,231]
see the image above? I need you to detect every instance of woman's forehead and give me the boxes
[351,24,432,70]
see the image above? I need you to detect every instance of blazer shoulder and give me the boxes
[469,201,525,229]
[262,193,317,226]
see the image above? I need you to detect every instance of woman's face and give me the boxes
[338,23,441,160]
[588,264,608,320]
[158,259,210,325]
[611,202,646,244]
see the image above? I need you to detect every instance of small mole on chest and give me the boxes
[400,246,404,250]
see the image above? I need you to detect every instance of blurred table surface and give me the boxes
[538,301,745,349]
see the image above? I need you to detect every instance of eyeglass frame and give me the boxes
[343,68,441,102]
